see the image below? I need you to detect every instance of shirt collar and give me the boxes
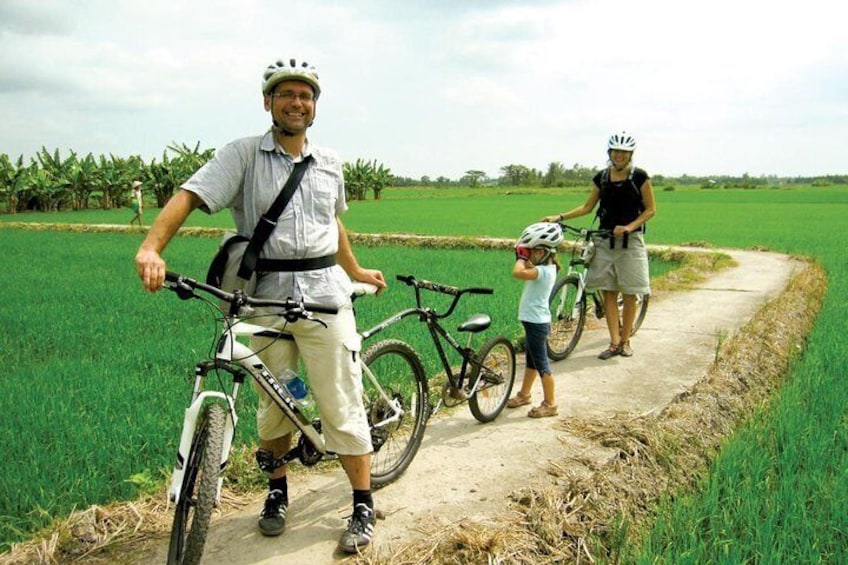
[260,129,312,162]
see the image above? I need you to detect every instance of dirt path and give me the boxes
[129,247,801,565]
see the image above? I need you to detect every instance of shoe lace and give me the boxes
[345,503,374,534]
[262,489,287,518]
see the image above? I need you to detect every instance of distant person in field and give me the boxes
[542,131,656,360]
[134,56,386,554]
[129,180,143,227]
[507,222,563,418]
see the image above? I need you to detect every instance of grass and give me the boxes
[2,183,847,562]
[0,224,678,553]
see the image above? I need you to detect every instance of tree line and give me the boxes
[1,145,844,214]
[0,145,395,214]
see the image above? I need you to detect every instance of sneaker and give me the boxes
[598,344,620,360]
[338,503,376,554]
[258,489,287,537]
[619,341,633,357]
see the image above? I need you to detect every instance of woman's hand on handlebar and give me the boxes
[353,268,388,295]
[135,247,168,293]
[540,214,562,223]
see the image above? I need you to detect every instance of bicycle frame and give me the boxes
[360,275,495,402]
[168,317,322,505]
[553,227,604,320]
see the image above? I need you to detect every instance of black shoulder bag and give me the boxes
[207,155,333,292]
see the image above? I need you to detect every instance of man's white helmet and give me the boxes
[262,58,321,99]
[518,222,564,249]
[608,131,637,152]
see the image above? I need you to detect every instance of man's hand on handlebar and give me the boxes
[135,248,167,293]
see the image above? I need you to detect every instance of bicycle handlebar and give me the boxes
[557,222,613,240]
[396,274,493,296]
[163,271,338,318]
[395,274,493,320]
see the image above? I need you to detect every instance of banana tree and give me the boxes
[0,154,27,214]
[342,158,391,201]
[148,142,214,207]
[66,153,101,210]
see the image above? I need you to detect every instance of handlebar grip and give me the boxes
[303,302,339,315]
[396,274,415,285]
[165,271,181,283]
[467,287,494,295]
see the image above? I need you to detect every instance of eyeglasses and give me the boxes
[271,91,315,103]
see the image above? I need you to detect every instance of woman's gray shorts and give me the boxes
[586,232,650,295]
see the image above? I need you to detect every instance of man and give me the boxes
[134,57,386,553]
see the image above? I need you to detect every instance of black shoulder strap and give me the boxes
[237,155,313,280]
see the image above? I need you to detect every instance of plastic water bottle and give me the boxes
[280,370,312,408]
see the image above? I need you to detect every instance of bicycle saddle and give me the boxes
[457,314,491,333]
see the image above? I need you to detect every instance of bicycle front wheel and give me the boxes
[547,275,587,361]
[362,339,429,488]
[167,403,226,565]
[469,336,516,423]
[618,293,650,336]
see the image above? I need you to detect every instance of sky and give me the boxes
[1,0,845,180]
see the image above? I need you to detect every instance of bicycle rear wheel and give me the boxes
[362,339,429,488]
[167,403,226,565]
[547,275,587,361]
[617,293,650,336]
[469,336,516,423]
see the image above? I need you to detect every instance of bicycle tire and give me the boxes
[469,336,516,423]
[617,293,650,336]
[547,275,587,361]
[167,403,226,565]
[362,339,429,488]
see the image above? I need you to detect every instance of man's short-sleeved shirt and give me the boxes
[182,130,353,307]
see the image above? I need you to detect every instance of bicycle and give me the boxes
[360,274,517,423]
[161,272,428,565]
[547,223,650,361]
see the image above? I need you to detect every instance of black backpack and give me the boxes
[596,167,646,234]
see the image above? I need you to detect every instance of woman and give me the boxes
[542,131,656,359]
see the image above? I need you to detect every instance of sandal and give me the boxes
[506,391,531,408]
[598,343,621,360]
[528,402,558,418]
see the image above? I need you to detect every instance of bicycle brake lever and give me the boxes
[304,313,328,328]
[170,282,196,301]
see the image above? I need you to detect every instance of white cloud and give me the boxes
[0,0,845,178]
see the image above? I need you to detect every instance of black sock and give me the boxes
[353,489,373,510]
[270,476,288,504]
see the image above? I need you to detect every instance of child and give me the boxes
[507,222,563,418]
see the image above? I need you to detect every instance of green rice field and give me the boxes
[1,184,847,561]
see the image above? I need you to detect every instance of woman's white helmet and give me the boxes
[608,131,637,152]
[518,222,564,249]
[262,58,321,99]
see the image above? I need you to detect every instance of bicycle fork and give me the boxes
[168,365,238,505]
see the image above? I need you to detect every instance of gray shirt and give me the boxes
[183,130,353,307]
